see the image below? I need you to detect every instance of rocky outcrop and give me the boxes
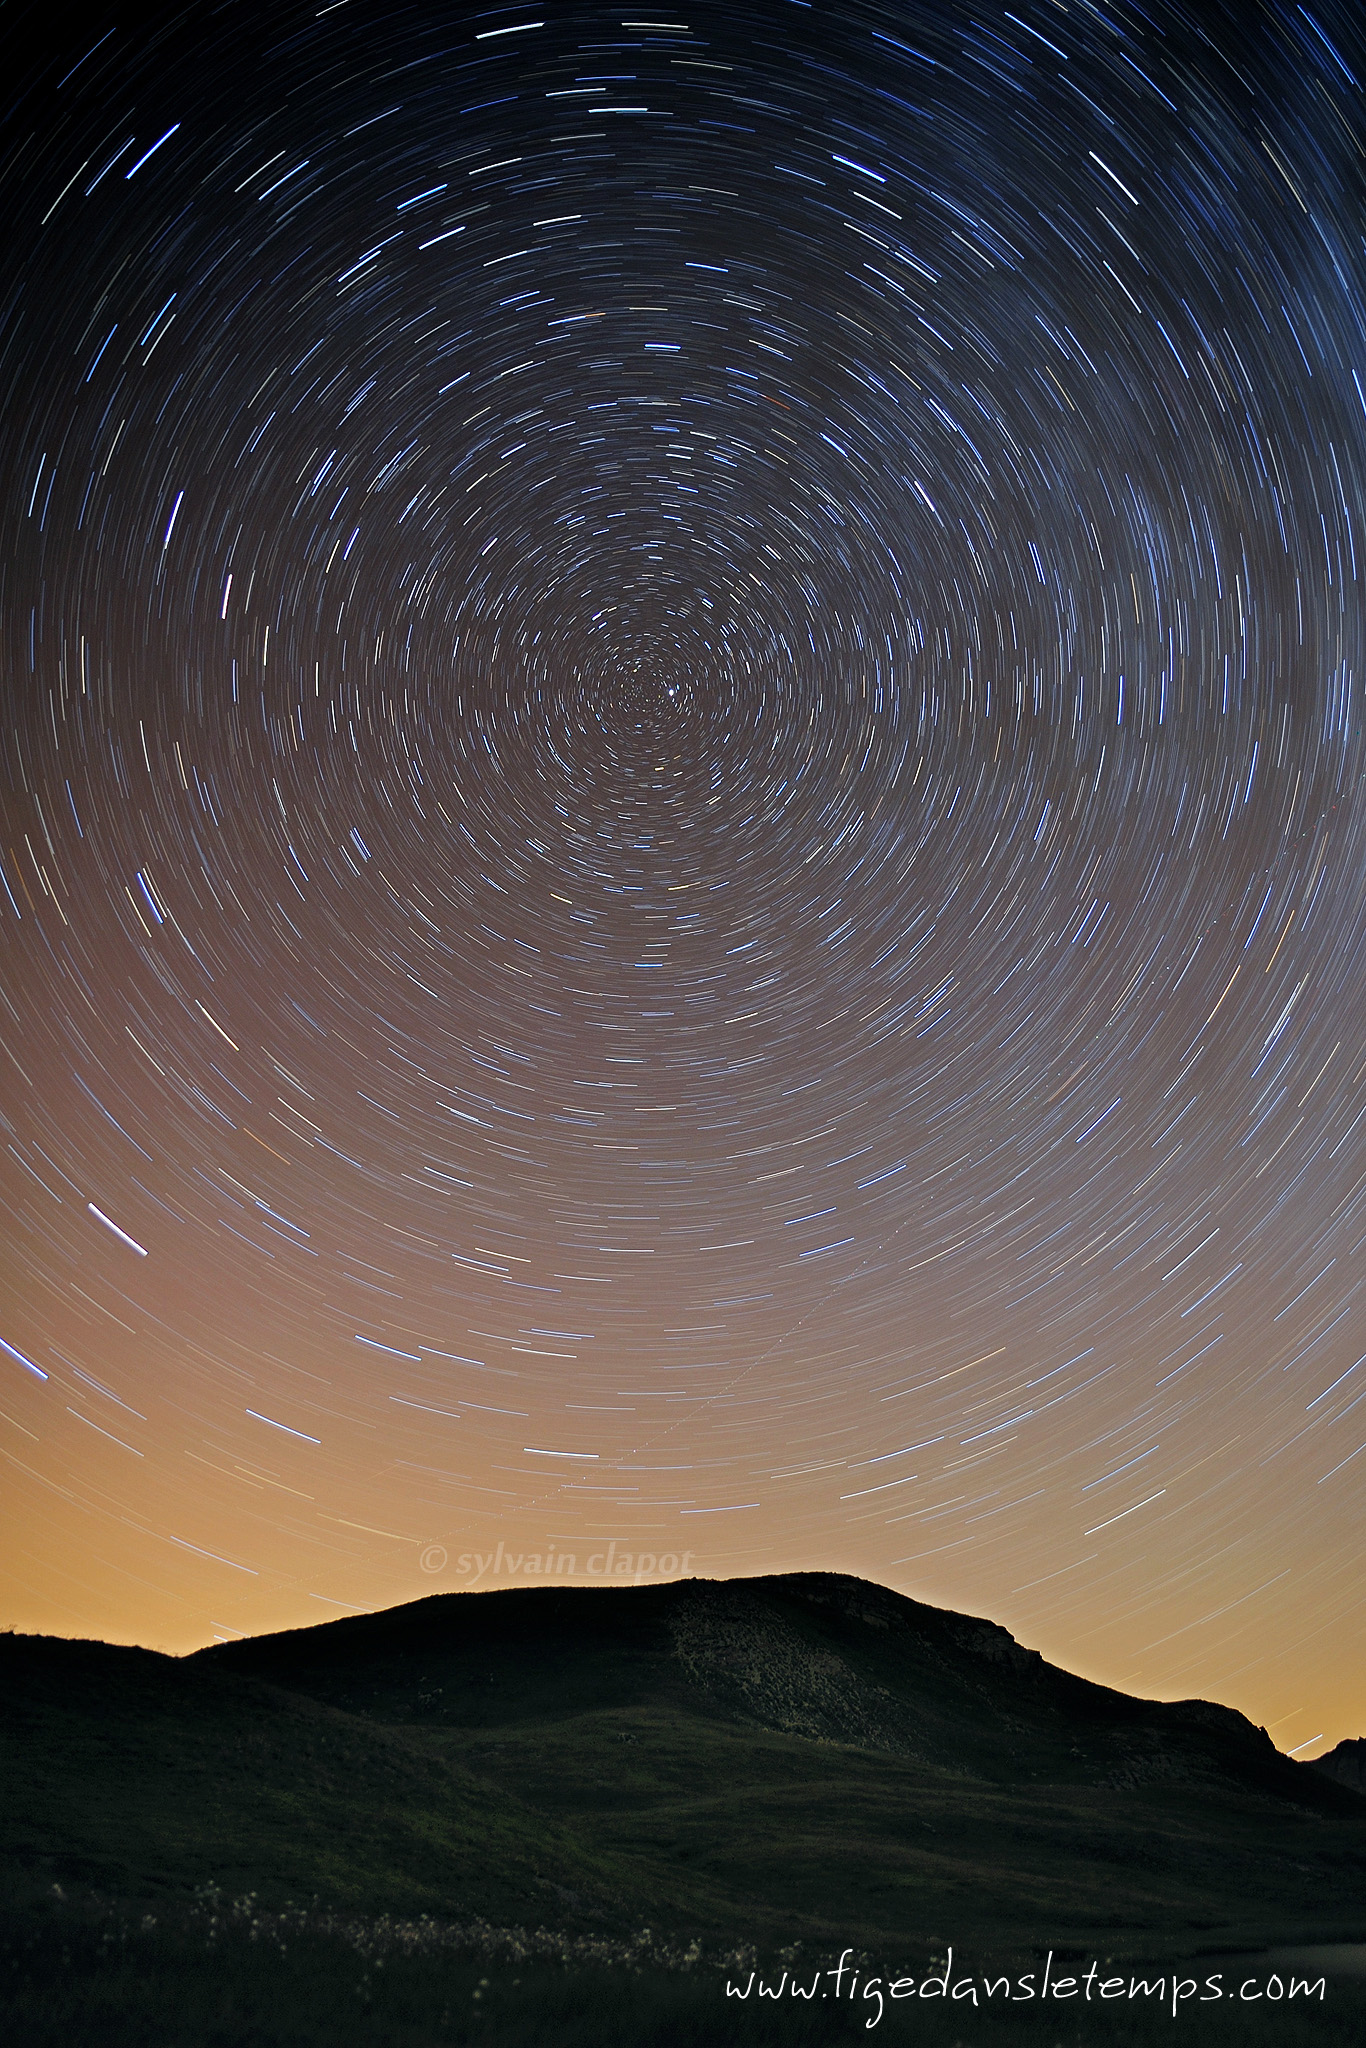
[668,1580,926,1756]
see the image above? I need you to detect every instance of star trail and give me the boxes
[1,0,1362,1755]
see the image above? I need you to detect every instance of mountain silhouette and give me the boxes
[4,1572,1361,1953]
[204,1571,1335,1802]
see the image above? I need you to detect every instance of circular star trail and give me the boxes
[1,0,1362,1750]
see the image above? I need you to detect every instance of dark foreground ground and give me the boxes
[3,1882,1364,2048]
[3,1573,1362,2043]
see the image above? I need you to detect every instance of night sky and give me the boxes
[2,0,1362,1758]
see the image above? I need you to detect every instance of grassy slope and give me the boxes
[3,1573,1362,1954]
[431,1706,1366,1950]
[0,1633,621,1926]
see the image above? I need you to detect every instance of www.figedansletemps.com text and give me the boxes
[724,1947,1330,2028]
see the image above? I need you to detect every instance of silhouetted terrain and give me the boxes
[3,1572,1362,1958]
[1313,1737,1366,1794]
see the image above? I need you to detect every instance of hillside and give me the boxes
[1313,1738,1366,1794]
[3,1572,1362,1955]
